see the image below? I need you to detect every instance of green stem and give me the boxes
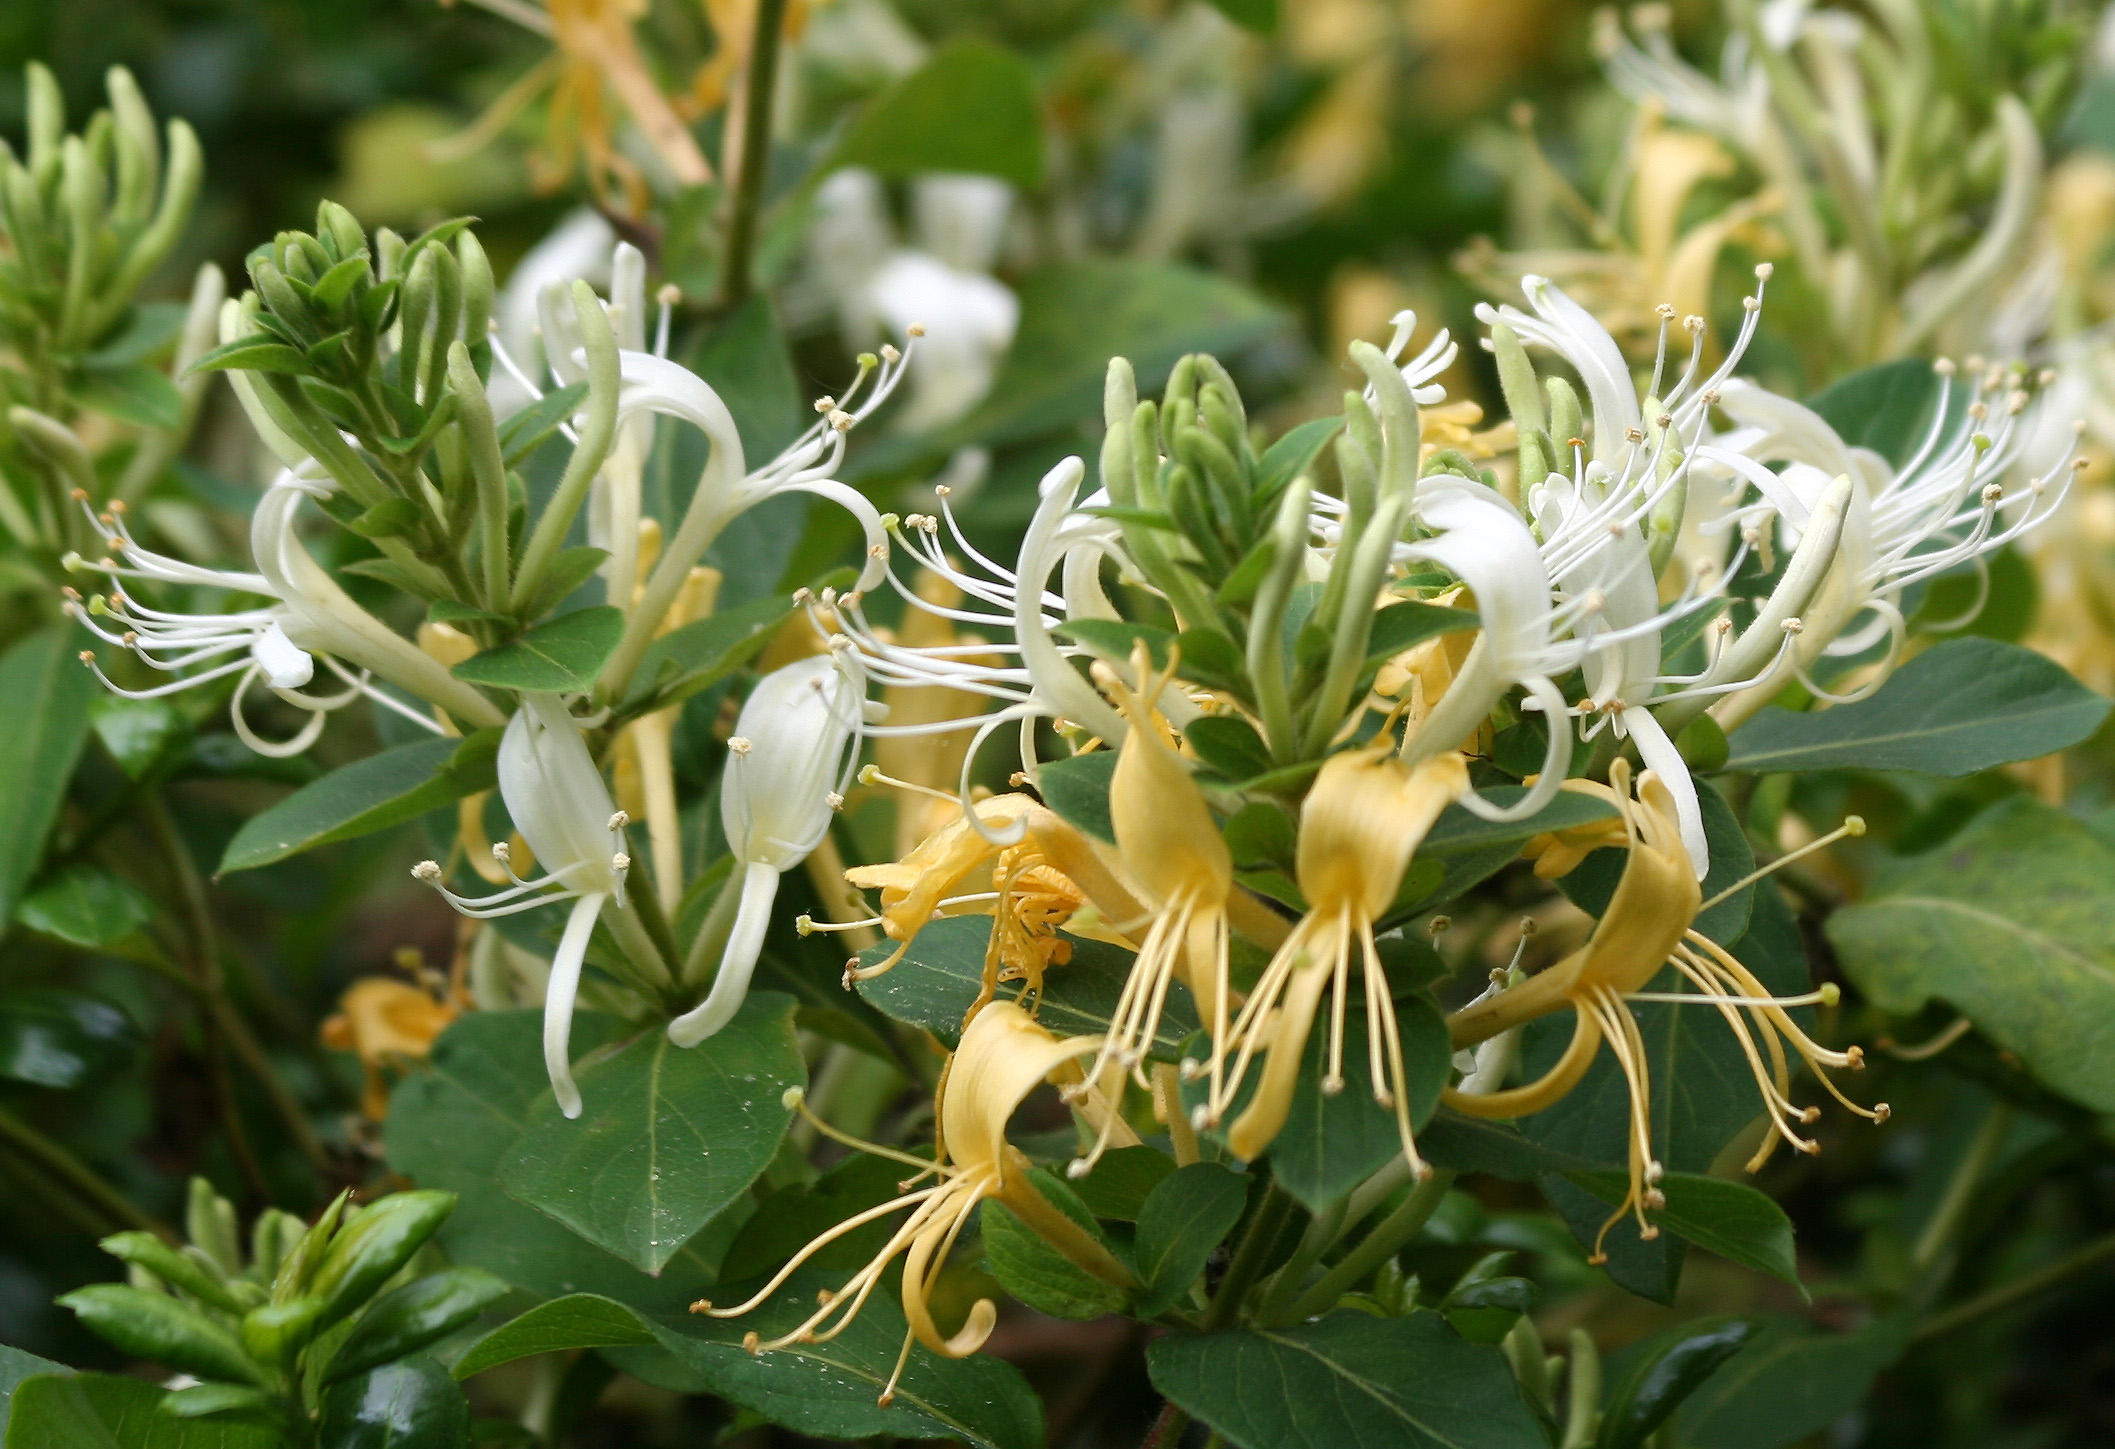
[1280,1169,1456,1324]
[1139,1400,1190,1449]
[0,1105,164,1237]
[1203,1181,1296,1331]
[1911,1229,2115,1345]
[714,0,790,311]
[1911,1101,2012,1277]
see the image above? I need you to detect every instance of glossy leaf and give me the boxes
[450,1293,657,1379]
[1036,751,1116,842]
[640,1268,1044,1449]
[1595,1316,1758,1449]
[855,916,1198,1053]
[1132,1163,1249,1315]
[218,731,500,874]
[1828,797,2115,1111]
[1067,1146,1179,1221]
[0,988,136,1088]
[452,606,625,693]
[1723,639,2108,775]
[828,38,1044,189]
[56,1284,262,1385]
[0,628,98,924]
[1146,1312,1548,1449]
[1564,1171,1801,1290]
[5,1373,277,1448]
[1676,1314,1912,1449]
[1807,358,1962,468]
[625,594,794,707]
[317,1359,471,1449]
[0,1348,68,1438]
[498,993,803,1274]
[326,1268,511,1382]
[981,1171,1129,1321]
[12,864,152,948]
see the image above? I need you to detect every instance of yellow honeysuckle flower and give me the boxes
[1444,762,1882,1260]
[1205,745,1468,1171]
[692,1001,1133,1406]
[320,973,462,1121]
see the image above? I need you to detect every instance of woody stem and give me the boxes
[1278,1168,1457,1324]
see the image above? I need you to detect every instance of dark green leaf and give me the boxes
[13,863,152,948]
[1807,359,1962,469]
[90,695,187,778]
[1364,602,1480,668]
[184,335,312,377]
[498,993,803,1274]
[0,1348,69,1438]
[981,1171,1129,1320]
[953,262,1285,448]
[312,1192,460,1331]
[1723,639,2108,774]
[0,988,135,1089]
[1827,797,2115,1111]
[1676,1314,1911,1449]
[73,363,182,431]
[828,38,1044,189]
[1132,1163,1249,1315]
[1054,619,1177,670]
[56,1284,263,1385]
[720,1155,907,1276]
[515,548,612,622]
[1036,751,1116,842]
[626,594,794,708]
[218,734,491,874]
[1065,1146,1178,1221]
[496,382,589,466]
[641,1269,1044,1449]
[449,1294,657,1379]
[5,1373,277,1449]
[1199,0,1277,33]
[318,1359,471,1449]
[1254,417,1340,500]
[0,628,97,924]
[384,1011,738,1315]
[453,605,624,693]
[1563,1171,1801,1289]
[1421,787,1619,856]
[855,916,1198,1053]
[327,1269,511,1382]
[1186,716,1272,780]
[1419,1111,1592,1179]
[1146,1312,1548,1449]
[1595,1316,1757,1449]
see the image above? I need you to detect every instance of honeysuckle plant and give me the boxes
[19,5,2115,1448]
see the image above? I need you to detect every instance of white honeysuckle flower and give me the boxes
[414,694,632,1119]
[63,478,455,754]
[802,166,1019,432]
[489,207,620,414]
[1706,362,2076,721]
[667,655,868,1047]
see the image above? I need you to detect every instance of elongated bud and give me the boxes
[457,230,495,365]
[26,61,65,178]
[1100,358,1140,506]
[1489,319,1544,436]
[1349,338,1420,509]
[106,67,159,223]
[1545,375,1584,458]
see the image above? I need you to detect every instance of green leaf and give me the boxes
[497,993,803,1274]
[1036,750,1116,842]
[515,547,612,621]
[828,38,1044,190]
[1827,797,2115,1111]
[1723,638,2108,774]
[1363,602,1480,668]
[953,261,1286,448]
[218,733,497,874]
[317,1359,471,1449]
[184,335,310,377]
[384,1011,739,1315]
[1054,618,1177,671]
[496,382,589,466]
[0,1348,69,1437]
[0,988,135,1088]
[57,1284,264,1385]
[311,1192,460,1331]
[5,1374,277,1449]
[640,1269,1045,1449]
[1254,417,1340,500]
[1595,1316,1758,1449]
[1199,0,1277,33]
[980,1171,1129,1320]
[1563,1171,1801,1289]
[855,916,1198,1053]
[1186,716,1273,780]
[452,605,624,693]
[13,863,153,948]
[1519,881,1812,1301]
[1132,1163,1249,1315]
[1676,1314,1911,1449]
[1065,1145,1177,1221]
[0,628,98,924]
[626,594,795,708]
[1419,1111,1592,1179]
[449,1293,657,1379]
[73,362,183,430]
[90,695,188,779]
[1146,1312,1548,1449]
[326,1268,511,1382]
[1807,358,1962,469]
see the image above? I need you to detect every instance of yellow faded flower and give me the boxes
[1444,763,1882,1260]
[321,975,461,1121]
[1210,746,1468,1170]
[692,1001,1133,1405]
